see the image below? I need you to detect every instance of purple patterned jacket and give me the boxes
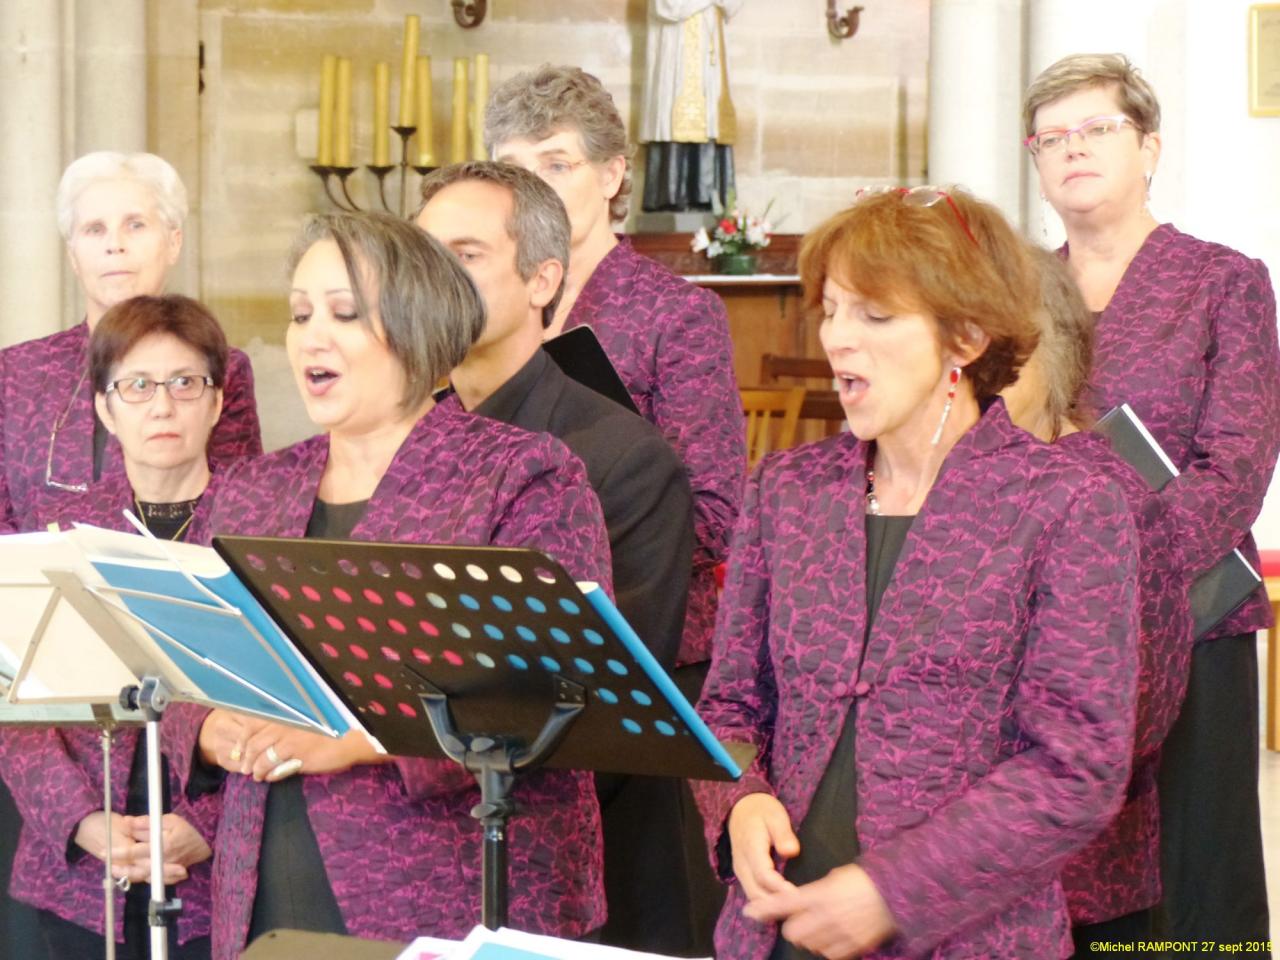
[1080,224,1280,639]
[693,403,1139,960]
[0,321,262,532]
[1056,431,1192,924]
[566,238,745,664]
[0,471,218,944]
[167,400,612,959]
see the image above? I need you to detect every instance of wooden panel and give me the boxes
[631,231,842,445]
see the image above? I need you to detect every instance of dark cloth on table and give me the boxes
[1156,633,1270,953]
[469,348,697,955]
[771,514,914,960]
[246,498,369,944]
[642,142,735,213]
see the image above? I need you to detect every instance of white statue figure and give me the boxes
[640,0,745,212]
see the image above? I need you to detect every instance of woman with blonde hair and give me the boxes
[1024,54,1278,946]
[1004,247,1192,955]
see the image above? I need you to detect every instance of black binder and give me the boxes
[1094,403,1262,637]
[542,326,639,414]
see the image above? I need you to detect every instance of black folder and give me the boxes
[542,326,640,414]
[1094,403,1262,638]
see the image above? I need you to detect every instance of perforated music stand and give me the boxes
[213,536,753,930]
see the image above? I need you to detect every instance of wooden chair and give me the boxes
[758,354,844,439]
[741,387,805,468]
[759,353,834,385]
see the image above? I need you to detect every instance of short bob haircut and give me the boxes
[484,65,634,223]
[1023,53,1161,140]
[418,161,571,327]
[287,211,486,410]
[90,294,228,395]
[799,187,1040,399]
[56,152,189,240]
[1026,244,1096,434]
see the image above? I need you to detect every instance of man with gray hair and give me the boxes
[416,161,701,952]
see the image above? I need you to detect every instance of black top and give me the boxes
[135,498,201,541]
[247,498,369,940]
[306,498,370,541]
[771,514,914,960]
[471,348,694,667]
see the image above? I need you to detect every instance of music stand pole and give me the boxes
[120,676,181,960]
[416,674,585,929]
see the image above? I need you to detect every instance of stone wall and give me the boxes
[194,0,930,348]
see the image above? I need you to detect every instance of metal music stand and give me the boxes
[0,568,184,960]
[213,536,753,931]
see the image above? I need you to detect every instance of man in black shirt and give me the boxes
[416,163,703,953]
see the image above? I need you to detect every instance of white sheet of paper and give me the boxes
[436,926,711,960]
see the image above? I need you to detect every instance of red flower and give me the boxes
[718,218,737,235]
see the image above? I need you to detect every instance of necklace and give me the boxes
[133,496,199,542]
[864,445,880,516]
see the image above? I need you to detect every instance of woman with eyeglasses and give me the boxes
[0,293,233,960]
[160,212,611,958]
[1024,54,1279,948]
[692,188,1140,960]
[0,151,261,532]
[1002,247,1193,956]
[0,153,262,956]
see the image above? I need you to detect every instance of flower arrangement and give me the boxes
[691,198,774,260]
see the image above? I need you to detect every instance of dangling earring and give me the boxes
[1039,196,1052,244]
[931,366,961,446]
[1144,171,1153,207]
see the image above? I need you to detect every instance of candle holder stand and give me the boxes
[314,124,438,217]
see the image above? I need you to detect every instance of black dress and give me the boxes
[246,498,369,944]
[770,514,914,960]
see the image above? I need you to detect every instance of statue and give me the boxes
[640,0,745,213]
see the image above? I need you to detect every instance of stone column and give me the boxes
[75,0,148,153]
[927,0,1025,225]
[0,2,65,345]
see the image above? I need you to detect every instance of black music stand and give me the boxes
[213,537,752,930]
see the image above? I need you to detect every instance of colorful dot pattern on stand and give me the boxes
[233,544,702,766]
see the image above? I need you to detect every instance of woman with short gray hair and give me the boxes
[0,150,261,530]
[167,211,613,957]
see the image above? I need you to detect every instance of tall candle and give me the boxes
[415,57,435,166]
[317,54,336,165]
[372,62,391,167]
[398,14,420,128]
[471,54,489,161]
[451,58,469,164]
[334,57,352,167]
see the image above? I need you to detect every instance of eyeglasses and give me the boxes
[855,185,979,246]
[45,367,90,493]
[1023,115,1136,157]
[531,157,590,182]
[106,374,216,404]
